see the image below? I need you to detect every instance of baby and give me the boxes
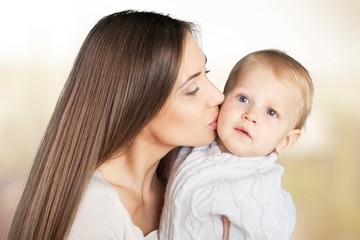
[159,49,314,240]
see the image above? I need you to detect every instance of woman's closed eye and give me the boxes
[186,87,200,96]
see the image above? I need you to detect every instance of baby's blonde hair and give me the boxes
[224,49,314,129]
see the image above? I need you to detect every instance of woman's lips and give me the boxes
[208,116,218,129]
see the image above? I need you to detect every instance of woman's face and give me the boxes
[146,34,224,148]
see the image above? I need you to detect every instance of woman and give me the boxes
[8,10,224,239]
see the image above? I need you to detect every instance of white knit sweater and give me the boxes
[159,141,296,240]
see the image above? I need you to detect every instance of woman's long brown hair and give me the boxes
[8,10,195,239]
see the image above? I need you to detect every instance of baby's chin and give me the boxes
[218,140,274,157]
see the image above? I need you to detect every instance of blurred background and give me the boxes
[1,0,359,239]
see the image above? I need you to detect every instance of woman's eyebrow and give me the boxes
[177,54,207,90]
[177,72,201,90]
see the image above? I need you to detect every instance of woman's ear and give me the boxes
[276,129,301,154]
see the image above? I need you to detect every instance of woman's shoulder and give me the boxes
[68,171,133,239]
[79,171,126,213]
[68,171,126,239]
[69,171,157,240]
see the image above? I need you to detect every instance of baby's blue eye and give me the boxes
[267,108,277,117]
[238,95,249,104]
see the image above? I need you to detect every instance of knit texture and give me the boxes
[159,141,296,240]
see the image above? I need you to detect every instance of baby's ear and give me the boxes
[276,129,301,154]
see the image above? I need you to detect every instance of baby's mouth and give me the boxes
[235,127,251,139]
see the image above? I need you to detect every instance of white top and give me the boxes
[159,141,296,240]
[68,171,158,240]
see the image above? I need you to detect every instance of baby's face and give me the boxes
[217,65,303,157]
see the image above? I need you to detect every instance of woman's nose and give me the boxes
[214,91,225,106]
[209,83,224,106]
